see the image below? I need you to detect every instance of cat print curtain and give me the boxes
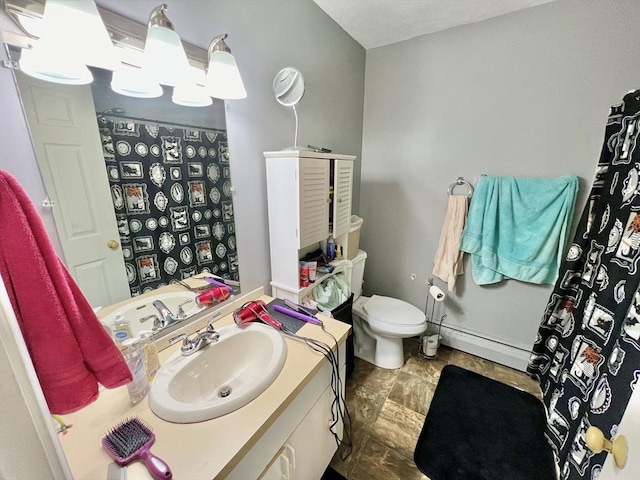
[98,115,239,296]
[527,90,640,480]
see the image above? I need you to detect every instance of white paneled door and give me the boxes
[332,159,353,238]
[298,157,329,248]
[16,72,130,308]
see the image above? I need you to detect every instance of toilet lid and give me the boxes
[363,295,425,326]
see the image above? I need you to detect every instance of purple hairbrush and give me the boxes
[102,417,172,479]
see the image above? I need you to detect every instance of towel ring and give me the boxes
[447,177,474,198]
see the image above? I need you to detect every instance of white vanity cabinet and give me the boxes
[227,342,347,480]
[265,151,355,303]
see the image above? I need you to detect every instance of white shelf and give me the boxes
[270,261,350,300]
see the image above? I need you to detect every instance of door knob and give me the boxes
[585,426,628,469]
[107,240,120,250]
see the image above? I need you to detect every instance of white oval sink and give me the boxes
[100,291,205,337]
[149,323,287,423]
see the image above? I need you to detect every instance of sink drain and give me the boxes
[218,386,232,398]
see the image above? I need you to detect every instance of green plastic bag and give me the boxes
[312,273,351,311]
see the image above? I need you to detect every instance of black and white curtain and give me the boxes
[98,116,239,296]
[527,90,640,480]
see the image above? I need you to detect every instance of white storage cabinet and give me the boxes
[265,151,355,303]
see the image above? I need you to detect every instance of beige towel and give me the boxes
[433,195,468,292]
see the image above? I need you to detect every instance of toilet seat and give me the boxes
[352,295,427,369]
[363,295,425,327]
[353,295,427,338]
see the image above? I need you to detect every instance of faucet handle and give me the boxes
[140,314,159,323]
[177,299,194,319]
[205,325,220,342]
[205,321,218,332]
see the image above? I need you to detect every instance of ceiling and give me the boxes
[312,0,558,49]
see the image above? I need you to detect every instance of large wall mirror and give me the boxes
[2,4,242,336]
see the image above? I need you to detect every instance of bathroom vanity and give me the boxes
[58,289,349,479]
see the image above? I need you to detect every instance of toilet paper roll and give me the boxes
[429,285,445,302]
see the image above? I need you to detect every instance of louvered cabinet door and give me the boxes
[297,158,330,248]
[332,159,353,238]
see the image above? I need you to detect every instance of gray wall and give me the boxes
[360,0,640,361]
[0,0,366,296]
[0,15,65,255]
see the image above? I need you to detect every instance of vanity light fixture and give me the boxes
[111,64,163,99]
[172,67,213,107]
[205,34,247,100]
[8,0,247,103]
[19,44,93,85]
[19,0,117,84]
[142,4,190,88]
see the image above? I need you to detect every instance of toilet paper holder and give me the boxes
[419,279,447,360]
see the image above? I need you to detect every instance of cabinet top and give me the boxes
[264,150,356,161]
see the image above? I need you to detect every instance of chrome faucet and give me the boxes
[169,323,220,356]
[153,299,191,328]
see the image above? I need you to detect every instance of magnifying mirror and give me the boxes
[273,67,306,150]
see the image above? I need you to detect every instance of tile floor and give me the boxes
[330,339,542,480]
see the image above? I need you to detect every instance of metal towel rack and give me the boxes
[447,177,474,198]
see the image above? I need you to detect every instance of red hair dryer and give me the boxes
[234,300,283,330]
[196,286,231,306]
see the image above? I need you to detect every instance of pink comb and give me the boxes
[102,416,172,479]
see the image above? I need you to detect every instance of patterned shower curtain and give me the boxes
[98,115,239,296]
[527,90,640,480]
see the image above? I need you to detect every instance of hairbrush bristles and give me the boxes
[101,416,172,478]
[102,416,154,461]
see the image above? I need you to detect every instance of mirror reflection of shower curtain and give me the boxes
[527,90,640,480]
[98,115,239,296]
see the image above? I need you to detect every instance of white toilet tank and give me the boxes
[350,250,367,300]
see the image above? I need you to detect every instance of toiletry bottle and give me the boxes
[299,262,310,287]
[122,339,150,404]
[113,313,133,346]
[326,239,336,260]
[307,261,317,283]
[138,331,160,382]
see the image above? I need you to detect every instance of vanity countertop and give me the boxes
[58,294,350,479]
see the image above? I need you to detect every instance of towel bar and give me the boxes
[447,177,473,198]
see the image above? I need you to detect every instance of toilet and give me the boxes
[349,250,427,369]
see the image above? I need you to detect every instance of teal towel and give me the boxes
[460,175,578,285]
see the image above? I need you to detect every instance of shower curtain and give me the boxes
[98,115,239,296]
[527,90,640,480]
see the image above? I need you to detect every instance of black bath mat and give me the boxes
[321,465,347,480]
[414,365,555,480]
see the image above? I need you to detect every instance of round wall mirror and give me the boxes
[273,67,305,107]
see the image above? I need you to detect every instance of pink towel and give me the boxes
[0,170,131,414]
[432,195,468,292]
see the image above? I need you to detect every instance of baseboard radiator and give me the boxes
[427,321,532,372]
